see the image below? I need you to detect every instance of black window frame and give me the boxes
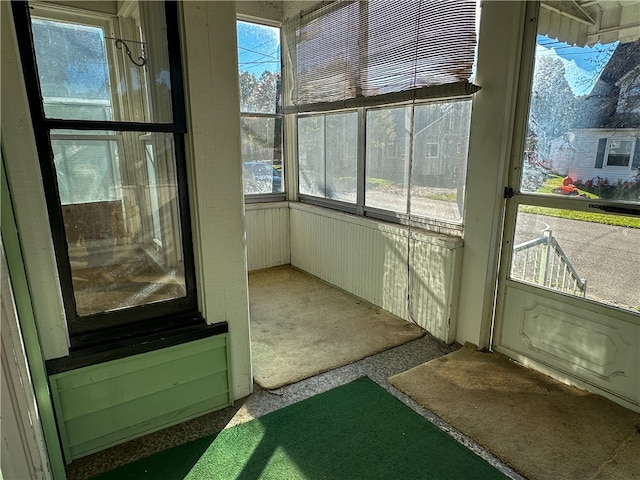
[12,0,200,350]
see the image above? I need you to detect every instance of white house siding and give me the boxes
[552,129,640,184]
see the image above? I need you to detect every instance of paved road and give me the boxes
[513,213,640,312]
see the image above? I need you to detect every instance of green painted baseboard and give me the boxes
[49,334,232,463]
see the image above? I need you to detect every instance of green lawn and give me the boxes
[522,176,640,229]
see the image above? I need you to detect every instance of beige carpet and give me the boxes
[249,265,425,390]
[389,344,640,480]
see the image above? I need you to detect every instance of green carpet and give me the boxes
[93,377,509,480]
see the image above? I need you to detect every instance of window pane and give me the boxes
[241,116,283,194]
[32,19,112,121]
[410,99,471,223]
[53,130,187,316]
[325,114,357,202]
[237,21,281,114]
[298,112,357,202]
[31,1,174,123]
[521,35,640,201]
[366,106,411,213]
[298,116,326,197]
[510,206,640,314]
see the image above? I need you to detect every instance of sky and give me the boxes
[237,21,281,77]
[536,35,618,96]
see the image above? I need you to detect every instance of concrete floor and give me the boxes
[65,333,525,480]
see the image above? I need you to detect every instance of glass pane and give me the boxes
[298,112,357,202]
[241,116,283,194]
[237,21,281,114]
[410,99,471,224]
[53,130,186,316]
[298,116,326,197]
[521,35,640,202]
[366,106,411,213]
[31,1,174,123]
[325,113,357,202]
[510,205,640,314]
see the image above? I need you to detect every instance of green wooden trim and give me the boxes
[49,335,231,462]
[1,151,68,479]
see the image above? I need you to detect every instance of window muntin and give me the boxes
[16,1,196,339]
[237,20,283,197]
[298,112,358,203]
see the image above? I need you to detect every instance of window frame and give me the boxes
[12,0,200,348]
[237,17,286,203]
[296,98,472,237]
[605,137,635,169]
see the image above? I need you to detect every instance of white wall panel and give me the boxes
[245,202,291,271]
[290,203,463,342]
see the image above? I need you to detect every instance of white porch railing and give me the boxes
[511,229,587,297]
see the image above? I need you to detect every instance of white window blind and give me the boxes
[284,0,479,113]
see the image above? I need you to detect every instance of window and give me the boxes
[286,0,478,234]
[14,1,198,343]
[606,139,634,167]
[298,112,358,203]
[237,20,284,198]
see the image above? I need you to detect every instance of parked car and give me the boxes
[243,161,282,194]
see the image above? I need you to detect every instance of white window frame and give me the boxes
[236,16,285,202]
[605,137,635,169]
[296,97,472,237]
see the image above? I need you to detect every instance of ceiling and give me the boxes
[540,0,640,45]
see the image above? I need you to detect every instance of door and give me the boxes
[493,2,640,412]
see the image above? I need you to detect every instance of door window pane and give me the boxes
[54,130,187,316]
[31,1,174,123]
[521,35,640,201]
[510,205,639,314]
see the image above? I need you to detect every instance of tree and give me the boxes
[527,54,577,160]
[238,70,280,113]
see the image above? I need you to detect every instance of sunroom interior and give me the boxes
[2,1,640,479]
